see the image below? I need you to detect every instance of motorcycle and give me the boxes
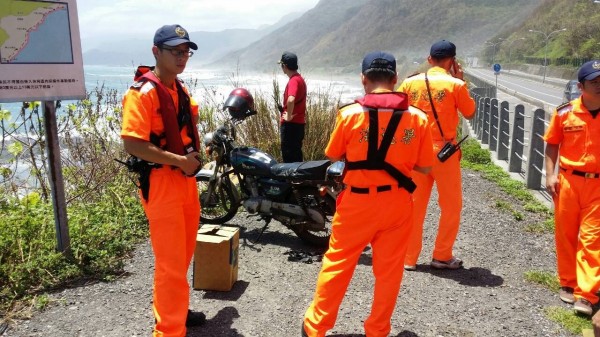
[195,101,344,248]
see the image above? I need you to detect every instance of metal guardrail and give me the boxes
[469,91,550,191]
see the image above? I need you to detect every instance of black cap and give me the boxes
[278,52,298,70]
[430,40,456,58]
[578,60,600,83]
[153,24,198,50]
[361,51,396,75]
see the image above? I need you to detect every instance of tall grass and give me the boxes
[199,75,342,162]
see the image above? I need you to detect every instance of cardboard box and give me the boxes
[193,225,239,291]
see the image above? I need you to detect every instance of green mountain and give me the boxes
[211,0,543,75]
[488,0,600,69]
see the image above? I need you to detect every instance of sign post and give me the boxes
[0,0,86,255]
[493,63,502,90]
[43,100,70,253]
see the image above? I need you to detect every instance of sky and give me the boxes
[76,0,320,45]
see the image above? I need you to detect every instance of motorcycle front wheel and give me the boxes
[196,175,239,224]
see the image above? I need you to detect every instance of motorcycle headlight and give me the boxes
[203,132,214,147]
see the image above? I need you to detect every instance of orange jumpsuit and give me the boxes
[397,67,475,266]
[303,90,433,337]
[544,98,600,305]
[121,80,200,337]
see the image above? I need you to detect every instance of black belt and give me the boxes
[560,167,600,179]
[349,185,394,194]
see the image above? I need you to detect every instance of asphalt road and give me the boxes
[467,68,566,108]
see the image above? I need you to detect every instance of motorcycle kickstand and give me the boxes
[253,217,272,244]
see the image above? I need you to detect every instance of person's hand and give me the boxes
[282,111,293,122]
[451,59,464,80]
[179,151,203,176]
[593,310,600,337]
[545,175,559,197]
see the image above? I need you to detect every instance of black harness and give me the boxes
[345,107,417,193]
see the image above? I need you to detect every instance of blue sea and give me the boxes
[0,64,363,119]
[0,64,362,192]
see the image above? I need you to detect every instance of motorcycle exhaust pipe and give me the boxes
[244,198,305,217]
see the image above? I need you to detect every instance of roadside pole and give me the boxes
[493,63,501,89]
[43,101,71,255]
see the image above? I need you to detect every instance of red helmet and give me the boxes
[223,88,255,120]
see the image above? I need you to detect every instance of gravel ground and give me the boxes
[4,168,576,337]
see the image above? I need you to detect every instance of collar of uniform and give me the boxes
[371,88,393,94]
[428,66,449,75]
[575,96,600,116]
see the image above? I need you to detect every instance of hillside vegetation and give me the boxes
[487,0,600,69]
[213,0,543,75]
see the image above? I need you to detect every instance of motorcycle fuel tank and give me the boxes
[230,146,277,176]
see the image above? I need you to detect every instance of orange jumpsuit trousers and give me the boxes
[142,168,200,337]
[405,142,462,266]
[304,187,412,337]
[555,171,600,304]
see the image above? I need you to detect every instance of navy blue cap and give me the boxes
[430,40,456,58]
[578,60,600,83]
[361,51,396,75]
[153,24,198,50]
[278,51,298,70]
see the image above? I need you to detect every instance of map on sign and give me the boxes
[0,0,73,64]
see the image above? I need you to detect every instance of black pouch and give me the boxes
[437,142,458,162]
[436,135,469,163]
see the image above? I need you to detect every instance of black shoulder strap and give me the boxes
[346,107,416,193]
[367,108,379,161]
[425,71,445,140]
[375,108,403,162]
[175,80,191,130]
[175,80,200,152]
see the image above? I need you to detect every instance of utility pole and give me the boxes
[528,28,567,83]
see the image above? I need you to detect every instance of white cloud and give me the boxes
[76,0,319,43]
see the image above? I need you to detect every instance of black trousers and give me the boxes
[280,122,305,163]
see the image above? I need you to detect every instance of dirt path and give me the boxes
[6,168,574,337]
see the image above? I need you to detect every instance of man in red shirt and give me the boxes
[278,51,307,163]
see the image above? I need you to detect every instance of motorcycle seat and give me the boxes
[270,160,331,180]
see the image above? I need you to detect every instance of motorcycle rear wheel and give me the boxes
[293,193,336,248]
[197,175,239,224]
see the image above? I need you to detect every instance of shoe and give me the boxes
[431,257,463,270]
[301,322,309,337]
[559,287,575,304]
[574,298,593,316]
[404,265,417,271]
[186,310,206,327]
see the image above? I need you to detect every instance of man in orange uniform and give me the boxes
[398,40,475,271]
[302,51,433,337]
[120,24,205,336]
[544,60,600,316]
